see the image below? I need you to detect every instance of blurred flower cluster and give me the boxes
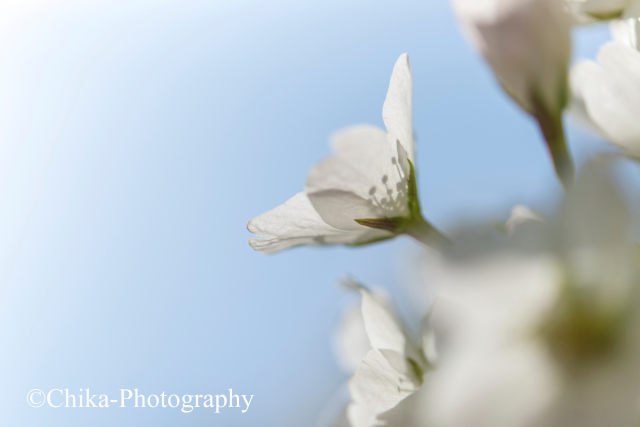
[248,0,640,426]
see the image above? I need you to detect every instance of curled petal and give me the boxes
[247,192,372,254]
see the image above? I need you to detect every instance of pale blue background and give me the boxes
[0,0,613,425]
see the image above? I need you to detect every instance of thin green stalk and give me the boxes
[535,111,574,191]
[405,215,450,248]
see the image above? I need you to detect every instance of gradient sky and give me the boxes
[0,1,618,426]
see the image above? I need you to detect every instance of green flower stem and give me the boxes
[405,215,450,248]
[536,111,574,191]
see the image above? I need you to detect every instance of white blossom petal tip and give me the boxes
[383,53,414,161]
[506,205,546,234]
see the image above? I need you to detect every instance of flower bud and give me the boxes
[454,0,574,189]
[454,0,572,118]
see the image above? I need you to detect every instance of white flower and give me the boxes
[381,159,640,427]
[453,0,574,188]
[571,42,640,153]
[415,246,639,427]
[247,54,443,254]
[341,280,428,427]
[321,289,405,427]
[453,0,571,117]
[423,253,563,427]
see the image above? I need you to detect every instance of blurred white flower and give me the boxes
[247,54,445,254]
[341,280,428,427]
[424,252,640,427]
[423,253,563,427]
[380,159,640,427]
[571,42,640,153]
[373,253,563,427]
[453,0,573,187]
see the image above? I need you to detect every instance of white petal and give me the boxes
[248,234,357,254]
[357,285,425,368]
[424,254,563,427]
[347,349,420,427]
[306,125,411,223]
[395,140,411,179]
[568,61,604,135]
[425,342,560,427]
[330,125,409,194]
[558,159,635,304]
[559,157,630,246]
[571,43,640,151]
[334,304,370,373]
[247,192,366,253]
[382,54,414,161]
[307,190,386,231]
[597,42,640,145]
[350,228,397,246]
[430,254,560,356]
[377,385,431,427]
[610,17,640,49]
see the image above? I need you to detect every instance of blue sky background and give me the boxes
[0,0,617,425]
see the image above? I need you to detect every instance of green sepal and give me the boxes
[406,158,421,218]
[354,216,407,232]
[407,357,425,387]
[353,156,449,247]
[587,10,623,21]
